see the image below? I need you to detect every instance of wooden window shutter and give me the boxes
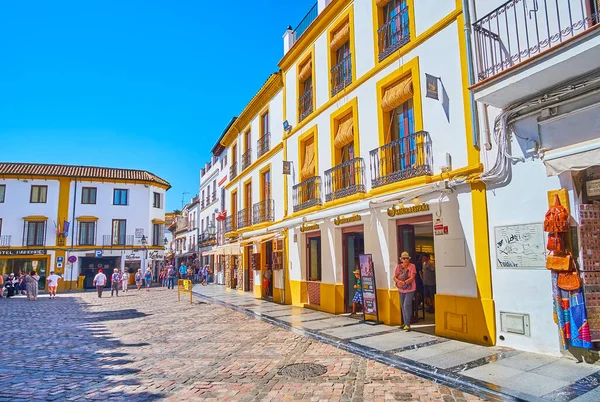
[381,76,413,112]
[330,22,350,51]
[333,115,354,149]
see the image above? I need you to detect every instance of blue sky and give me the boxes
[0,0,315,211]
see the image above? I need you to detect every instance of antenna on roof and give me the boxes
[181,192,190,209]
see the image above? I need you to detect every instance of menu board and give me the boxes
[359,254,379,321]
[580,204,600,341]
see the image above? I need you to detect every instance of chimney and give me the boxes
[317,0,329,13]
[283,25,296,55]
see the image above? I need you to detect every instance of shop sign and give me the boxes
[148,250,164,259]
[135,228,144,238]
[333,214,361,226]
[587,179,600,197]
[300,221,319,232]
[358,254,382,324]
[0,249,47,256]
[125,253,141,260]
[434,217,446,236]
[387,203,430,217]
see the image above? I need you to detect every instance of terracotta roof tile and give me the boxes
[0,162,171,189]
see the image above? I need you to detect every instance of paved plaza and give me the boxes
[0,288,482,402]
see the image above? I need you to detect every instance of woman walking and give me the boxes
[135,269,143,291]
[144,269,152,291]
[122,270,130,292]
[394,252,417,331]
[25,271,40,301]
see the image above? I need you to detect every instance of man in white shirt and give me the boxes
[121,271,130,292]
[93,269,107,298]
[46,271,62,300]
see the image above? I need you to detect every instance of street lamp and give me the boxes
[207,223,216,236]
[141,235,148,275]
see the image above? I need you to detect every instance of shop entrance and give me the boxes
[81,257,120,289]
[343,227,364,313]
[0,257,48,290]
[397,215,436,334]
[244,245,253,292]
[263,240,273,299]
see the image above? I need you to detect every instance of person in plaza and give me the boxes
[25,271,40,301]
[351,269,363,315]
[394,252,417,331]
[179,262,187,279]
[144,269,152,291]
[111,269,121,297]
[421,253,436,313]
[135,269,143,290]
[167,265,177,289]
[201,265,209,285]
[0,273,4,298]
[159,268,166,287]
[121,270,130,292]
[93,269,107,298]
[186,264,194,282]
[18,271,27,296]
[46,271,62,300]
[3,274,16,298]
[263,265,272,296]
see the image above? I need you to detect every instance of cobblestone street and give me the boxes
[0,288,483,401]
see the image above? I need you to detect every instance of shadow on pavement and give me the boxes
[0,296,163,400]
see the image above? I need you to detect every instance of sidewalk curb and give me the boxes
[192,289,543,402]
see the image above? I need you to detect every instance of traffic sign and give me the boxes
[95,250,103,258]
[57,257,64,263]
[57,262,63,268]
[67,255,77,263]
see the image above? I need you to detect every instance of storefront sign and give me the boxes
[425,73,439,100]
[358,254,381,324]
[334,214,361,226]
[282,161,292,175]
[0,249,47,256]
[387,203,430,217]
[300,222,319,232]
[125,253,141,260]
[135,228,144,238]
[586,179,600,197]
[148,250,164,259]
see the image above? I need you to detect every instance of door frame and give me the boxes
[342,225,364,313]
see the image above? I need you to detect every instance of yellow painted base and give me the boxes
[273,286,285,303]
[254,284,262,299]
[435,294,496,346]
[290,280,307,306]
[317,283,345,314]
[375,288,402,325]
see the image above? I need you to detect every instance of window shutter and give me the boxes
[381,76,413,112]
[300,139,316,182]
[376,0,392,7]
[298,60,312,83]
[330,22,350,51]
[334,115,354,149]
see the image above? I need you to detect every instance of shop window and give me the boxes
[111,219,126,245]
[0,184,5,203]
[78,222,96,246]
[152,224,162,246]
[25,221,46,246]
[30,185,48,203]
[153,192,161,208]
[81,187,97,205]
[307,235,322,281]
[113,189,128,206]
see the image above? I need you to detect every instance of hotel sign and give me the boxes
[334,214,361,226]
[148,250,164,259]
[0,249,47,256]
[300,222,319,232]
[387,203,430,217]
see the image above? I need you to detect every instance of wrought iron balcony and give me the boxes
[198,233,217,247]
[102,235,134,247]
[241,149,252,170]
[257,133,271,158]
[212,190,217,203]
[293,176,323,213]
[370,131,433,189]
[253,199,275,224]
[224,215,236,233]
[230,162,238,180]
[331,53,352,97]
[294,2,318,39]
[377,6,410,62]
[473,0,600,82]
[324,158,366,202]
[0,235,12,247]
[237,207,253,229]
[201,200,205,209]
[298,87,314,122]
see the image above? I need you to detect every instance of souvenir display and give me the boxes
[579,203,600,342]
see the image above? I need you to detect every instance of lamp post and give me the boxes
[141,235,148,277]
[207,224,216,283]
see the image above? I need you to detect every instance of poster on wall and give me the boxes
[494,223,546,269]
[358,254,382,324]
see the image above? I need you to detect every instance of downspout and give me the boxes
[462,0,480,150]
[69,179,78,291]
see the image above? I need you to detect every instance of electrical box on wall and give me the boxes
[500,312,531,337]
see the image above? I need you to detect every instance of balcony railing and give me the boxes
[298,87,314,122]
[370,131,433,189]
[241,149,252,170]
[189,244,196,253]
[212,190,217,203]
[473,0,600,82]
[237,207,253,229]
[225,215,236,233]
[201,200,205,209]
[199,233,217,247]
[294,2,318,39]
[257,133,271,158]
[331,53,352,97]
[293,176,323,213]
[230,162,238,180]
[324,157,366,202]
[0,235,11,247]
[253,199,275,224]
[378,6,410,62]
[102,235,134,247]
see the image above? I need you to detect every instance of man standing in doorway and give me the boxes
[421,254,436,313]
[111,269,121,297]
[46,271,62,299]
[93,269,107,298]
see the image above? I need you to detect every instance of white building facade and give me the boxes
[0,163,170,289]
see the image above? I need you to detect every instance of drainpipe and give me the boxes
[69,179,77,291]
[462,0,480,150]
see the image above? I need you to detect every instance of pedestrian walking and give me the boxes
[144,270,152,291]
[122,271,130,292]
[93,269,107,298]
[159,269,166,287]
[25,271,39,301]
[3,274,16,298]
[202,265,209,285]
[394,252,417,331]
[46,271,62,300]
[18,271,27,296]
[135,269,143,290]
[167,266,176,289]
[111,269,121,297]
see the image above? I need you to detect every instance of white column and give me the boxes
[317,0,329,13]
[282,26,295,55]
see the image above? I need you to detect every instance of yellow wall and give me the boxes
[435,294,495,346]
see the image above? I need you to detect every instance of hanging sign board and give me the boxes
[300,221,319,232]
[387,203,430,217]
[425,74,439,100]
[334,214,361,226]
[358,254,382,325]
[586,179,600,197]
[282,161,292,175]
